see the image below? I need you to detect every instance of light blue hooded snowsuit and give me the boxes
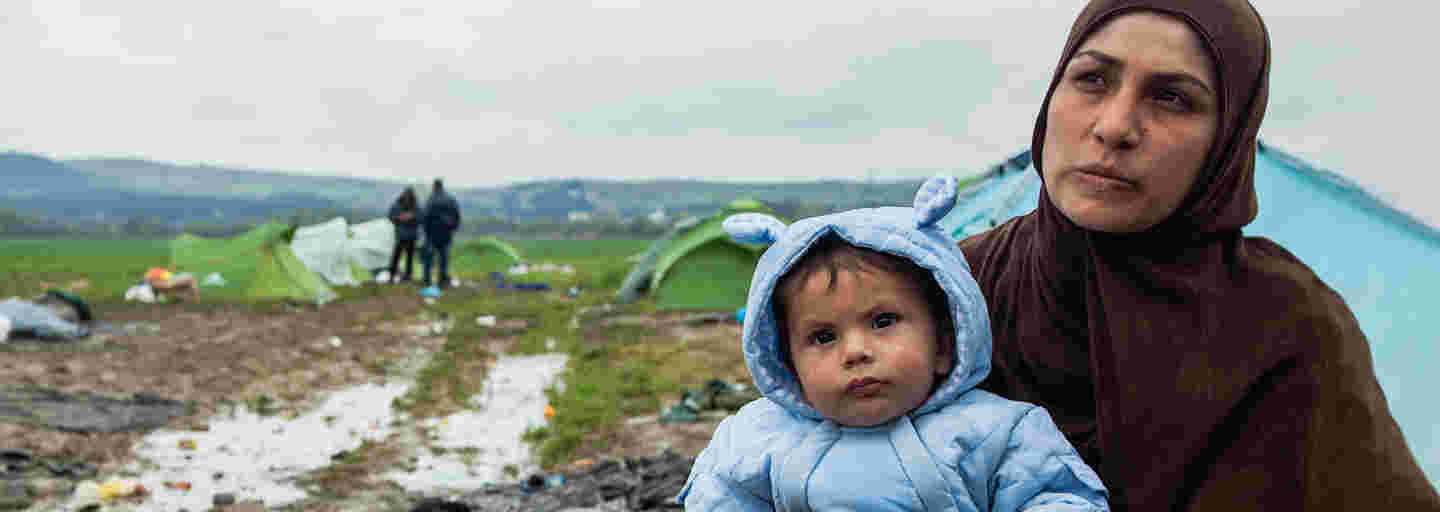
[676,176,1108,512]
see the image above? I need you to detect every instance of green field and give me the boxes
[0,238,172,302]
[0,237,652,304]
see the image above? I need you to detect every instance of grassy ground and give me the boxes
[0,238,171,302]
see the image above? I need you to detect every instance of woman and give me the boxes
[387,187,421,283]
[958,0,1440,510]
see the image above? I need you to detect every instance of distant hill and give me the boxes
[3,151,954,230]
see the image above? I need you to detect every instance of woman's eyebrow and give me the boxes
[1072,49,1213,96]
[1073,49,1118,67]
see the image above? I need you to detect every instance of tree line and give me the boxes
[0,196,881,240]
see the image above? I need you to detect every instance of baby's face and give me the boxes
[782,267,950,427]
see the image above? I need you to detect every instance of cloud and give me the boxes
[4,0,1439,225]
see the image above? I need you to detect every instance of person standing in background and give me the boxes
[387,187,420,284]
[421,179,461,289]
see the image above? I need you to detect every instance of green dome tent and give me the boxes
[458,236,525,274]
[170,221,338,304]
[617,199,778,311]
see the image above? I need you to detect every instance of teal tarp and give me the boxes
[942,141,1440,485]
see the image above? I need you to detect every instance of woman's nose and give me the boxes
[1092,93,1141,150]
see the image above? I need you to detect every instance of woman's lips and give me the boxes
[1073,168,1137,192]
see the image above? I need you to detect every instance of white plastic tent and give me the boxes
[347,218,396,273]
[291,218,359,286]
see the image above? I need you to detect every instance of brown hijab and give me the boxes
[959,0,1440,510]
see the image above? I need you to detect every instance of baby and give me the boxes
[676,176,1108,511]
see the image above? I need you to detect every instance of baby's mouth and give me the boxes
[846,377,883,394]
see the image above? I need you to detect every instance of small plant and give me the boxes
[455,446,481,467]
[520,426,550,443]
[248,394,275,416]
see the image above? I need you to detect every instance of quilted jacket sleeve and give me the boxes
[675,415,775,512]
[991,407,1110,512]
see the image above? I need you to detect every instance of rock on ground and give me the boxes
[431,452,694,512]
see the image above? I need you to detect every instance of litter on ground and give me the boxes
[659,379,760,424]
[0,297,89,341]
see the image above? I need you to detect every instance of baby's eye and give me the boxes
[872,312,900,329]
[808,329,836,346]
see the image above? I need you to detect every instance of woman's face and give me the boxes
[1041,11,1219,234]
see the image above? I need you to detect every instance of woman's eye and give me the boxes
[1153,89,1190,109]
[809,329,836,345]
[872,312,900,329]
[1074,71,1106,89]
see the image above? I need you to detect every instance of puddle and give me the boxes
[88,352,569,510]
[119,382,410,510]
[385,353,569,494]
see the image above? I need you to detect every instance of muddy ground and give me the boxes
[0,286,748,510]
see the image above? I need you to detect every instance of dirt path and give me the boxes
[0,291,747,510]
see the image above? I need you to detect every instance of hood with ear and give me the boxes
[724,175,993,421]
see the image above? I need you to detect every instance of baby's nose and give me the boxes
[842,338,874,368]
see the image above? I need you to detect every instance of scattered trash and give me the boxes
[544,405,556,420]
[424,298,437,305]
[421,286,443,298]
[71,480,103,507]
[35,289,93,323]
[98,478,147,500]
[329,336,343,348]
[178,439,197,450]
[213,492,236,505]
[511,283,551,292]
[567,286,583,297]
[0,298,90,340]
[459,452,693,511]
[125,283,157,303]
[507,263,575,275]
[0,315,9,343]
[376,270,393,283]
[476,315,497,328]
[521,473,566,493]
[735,306,747,324]
[144,267,172,283]
[200,272,227,287]
[659,379,760,424]
[411,498,474,512]
[144,267,197,296]
[681,312,731,326]
[164,481,192,491]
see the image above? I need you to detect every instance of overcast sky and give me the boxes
[6,1,1439,225]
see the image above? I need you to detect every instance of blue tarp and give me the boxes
[0,298,89,340]
[943,141,1440,485]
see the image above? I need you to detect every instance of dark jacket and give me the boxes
[421,191,461,244]
[389,200,421,242]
